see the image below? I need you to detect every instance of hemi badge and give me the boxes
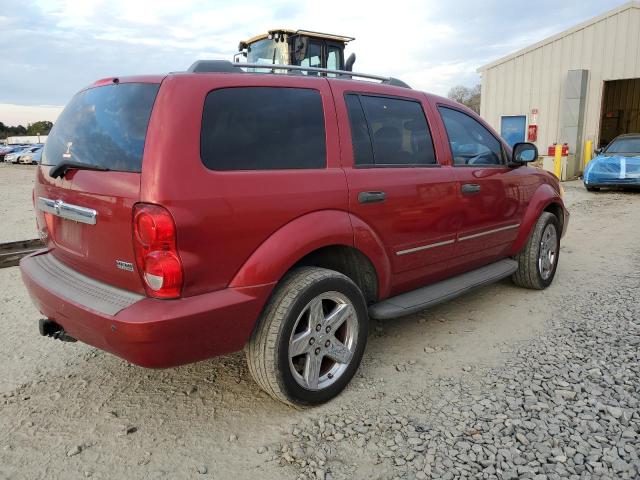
[116,260,134,272]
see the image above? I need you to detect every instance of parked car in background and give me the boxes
[584,133,640,191]
[3,148,24,163]
[0,146,12,161]
[7,145,43,164]
[1,145,28,162]
[19,147,43,165]
[20,61,568,406]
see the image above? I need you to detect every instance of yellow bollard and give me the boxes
[554,144,563,179]
[584,140,593,170]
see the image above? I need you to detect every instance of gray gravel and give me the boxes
[1,178,637,479]
[271,267,640,479]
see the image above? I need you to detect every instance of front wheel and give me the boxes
[512,212,561,290]
[246,267,368,406]
[586,186,600,192]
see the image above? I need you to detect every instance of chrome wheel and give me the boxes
[538,224,558,280]
[288,292,358,391]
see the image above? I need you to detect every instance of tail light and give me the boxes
[133,204,183,299]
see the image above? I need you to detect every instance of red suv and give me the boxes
[20,61,568,406]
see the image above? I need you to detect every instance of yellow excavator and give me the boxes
[234,29,357,71]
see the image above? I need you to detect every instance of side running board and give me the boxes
[369,259,518,320]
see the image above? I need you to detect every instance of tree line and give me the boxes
[0,121,53,140]
[447,84,481,114]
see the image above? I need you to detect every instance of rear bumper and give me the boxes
[20,251,273,368]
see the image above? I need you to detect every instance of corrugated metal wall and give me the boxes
[479,2,640,153]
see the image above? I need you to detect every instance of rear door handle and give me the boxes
[461,183,481,194]
[358,191,386,204]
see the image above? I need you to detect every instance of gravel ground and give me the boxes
[0,171,639,479]
[0,163,37,243]
[273,267,640,480]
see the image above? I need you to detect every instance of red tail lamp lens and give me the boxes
[143,251,182,295]
[135,209,176,247]
[135,212,157,247]
[132,204,183,299]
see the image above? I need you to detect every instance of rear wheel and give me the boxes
[512,212,560,290]
[246,267,368,406]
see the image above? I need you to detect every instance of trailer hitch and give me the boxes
[38,318,77,342]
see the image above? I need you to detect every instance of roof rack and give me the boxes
[186,60,411,89]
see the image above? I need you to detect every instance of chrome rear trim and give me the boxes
[37,197,97,225]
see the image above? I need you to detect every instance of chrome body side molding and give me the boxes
[458,224,520,242]
[395,223,521,256]
[396,239,455,256]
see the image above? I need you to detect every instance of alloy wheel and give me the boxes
[538,224,558,280]
[288,292,358,391]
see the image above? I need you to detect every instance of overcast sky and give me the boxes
[0,0,628,125]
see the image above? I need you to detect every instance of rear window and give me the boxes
[200,87,326,170]
[42,83,159,173]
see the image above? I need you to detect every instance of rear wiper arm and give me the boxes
[49,161,109,179]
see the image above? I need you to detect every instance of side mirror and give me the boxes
[512,142,538,164]
[595,147,603,155]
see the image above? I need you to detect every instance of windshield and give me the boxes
[246,39,289,65]
[605,136,640,155]
[43,82,159,173]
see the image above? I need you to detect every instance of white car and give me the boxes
[19,147,43,165]
[8,146,43,164]
[3,147,28,163]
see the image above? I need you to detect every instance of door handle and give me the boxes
[461,184,481,194]
[358,191,386,204]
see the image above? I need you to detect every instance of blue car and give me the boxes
[584,134,640,191]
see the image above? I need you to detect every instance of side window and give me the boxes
[345,94,437,167]
[300,41,322,72]
[345,95,374,165]
[201,87,326,170]
[438,107,504,166]
[327,46,340,69]
[327,45,341,77]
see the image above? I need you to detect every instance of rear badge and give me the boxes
[116,260,134,272]
[63,142,72,159]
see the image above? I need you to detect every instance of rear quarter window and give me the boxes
[200,87,326,170]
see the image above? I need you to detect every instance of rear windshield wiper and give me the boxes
[49,161,110,179]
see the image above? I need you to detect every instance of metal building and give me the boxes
[478,1,640,168]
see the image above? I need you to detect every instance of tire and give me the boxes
[246,267,369,407]
[512,212,561,290]
[586,186,600,192]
